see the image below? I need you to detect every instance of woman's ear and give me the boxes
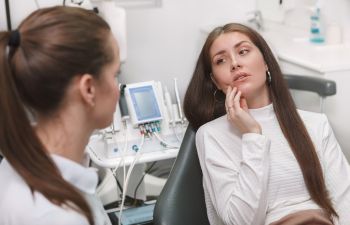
[210,73,220,90]
[79,74,96,107]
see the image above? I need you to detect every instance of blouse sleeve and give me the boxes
[320,115,350,225]
[196,127,271,225]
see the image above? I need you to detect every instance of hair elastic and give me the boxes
[8,30,21,47]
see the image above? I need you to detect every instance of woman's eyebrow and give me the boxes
[212,40,252,58]
[233,40,251,48]
[212,50,226,58]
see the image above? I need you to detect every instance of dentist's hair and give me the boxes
[184,23,337,221]
[0,6,114,225]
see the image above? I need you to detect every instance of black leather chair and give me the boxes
[153,75,336,225]
[153,125,210,225]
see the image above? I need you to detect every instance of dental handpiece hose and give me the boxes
[174,78,184,123]
[119,84,129,120]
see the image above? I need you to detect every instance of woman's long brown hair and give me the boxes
[0,6,114,225]
[184,23,338,221]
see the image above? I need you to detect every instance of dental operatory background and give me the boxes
[1,0,350,223]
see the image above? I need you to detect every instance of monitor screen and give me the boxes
[129,85,162,122]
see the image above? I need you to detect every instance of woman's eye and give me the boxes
[216,58,226,65]
[239,49,249,55]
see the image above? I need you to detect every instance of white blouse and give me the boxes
[196,104,350,225]
[0,154,111,225]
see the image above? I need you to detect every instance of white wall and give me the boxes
[321,0,350,42]
[119,0,255,101]
[0,0,62,30]
[3,0,350,101]
[119,0,350,101]
[1,0,255,101]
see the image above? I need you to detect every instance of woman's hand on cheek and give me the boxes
[225,86,262,134]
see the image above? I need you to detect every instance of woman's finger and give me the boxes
[225,86,232,111]
[227,87,238,118]
[227,86,237,108]
[233,90,241,110]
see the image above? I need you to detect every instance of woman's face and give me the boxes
[209,32,269,102]
[94,34,120,129]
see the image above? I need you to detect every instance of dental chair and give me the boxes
[153,74,336,225]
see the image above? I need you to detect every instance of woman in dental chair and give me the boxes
[183,23,350,225]
[0,6,121,225]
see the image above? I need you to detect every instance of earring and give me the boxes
[210,73,215,82]
[213,88,224,103]
[213,89,218,98]
[266,70,272,85]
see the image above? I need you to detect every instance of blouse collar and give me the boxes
[248,103,275,121]
[52,154,98,195]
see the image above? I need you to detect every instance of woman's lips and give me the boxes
[234,72,250,82]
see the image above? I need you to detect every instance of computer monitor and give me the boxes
[124,81,163,126]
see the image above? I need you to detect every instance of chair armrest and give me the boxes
[284,74,336,97]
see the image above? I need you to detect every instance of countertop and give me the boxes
[261,22,350,73]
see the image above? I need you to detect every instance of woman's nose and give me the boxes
[230,56,240,71]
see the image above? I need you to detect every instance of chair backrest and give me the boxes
[153,125,210,225]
